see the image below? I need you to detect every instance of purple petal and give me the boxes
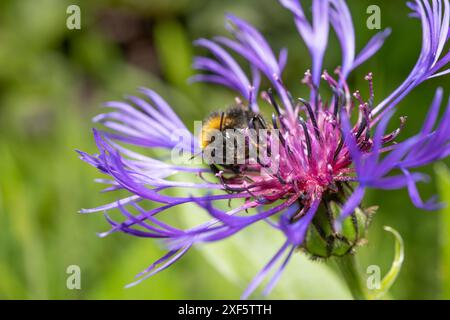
[281,198,320,245]
[402,168,444,210]
[262,245,295,296]
[125,245,192,288]
[336,186,366,226]
[420,87,444,135]
[241,241,290,300]
[352,28,392,70]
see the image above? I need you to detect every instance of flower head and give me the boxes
[80,0,450,299]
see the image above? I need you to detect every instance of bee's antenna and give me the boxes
[189,151,203,161]
[219,112,225,131]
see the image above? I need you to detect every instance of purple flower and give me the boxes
[79,0,450,299]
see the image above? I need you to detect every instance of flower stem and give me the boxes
[335,254,367,300]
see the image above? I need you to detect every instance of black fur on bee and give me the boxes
[200,106,268,174]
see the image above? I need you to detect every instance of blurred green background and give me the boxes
[0,0,449,299]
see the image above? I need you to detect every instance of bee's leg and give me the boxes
[247,114,270,165]
[255,114,267,129]
[218,173,249,193]
[231,165,242,174]
[248,115,267,130]
[209,163,221,175]
[209,163,245,192]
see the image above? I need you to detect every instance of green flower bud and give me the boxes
[300,200,377,260]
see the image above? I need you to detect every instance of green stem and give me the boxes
[335,254,367,300]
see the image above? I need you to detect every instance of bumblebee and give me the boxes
[200,105,267,173]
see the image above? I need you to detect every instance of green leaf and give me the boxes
[179,204,351,299]
[436,164,450,298]
[153,20,193,92]
[368,226,404,300]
